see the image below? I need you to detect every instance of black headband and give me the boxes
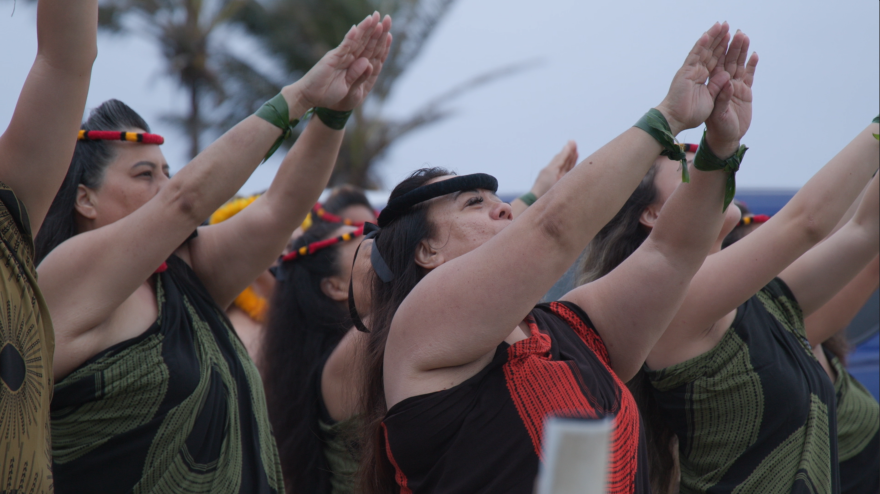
[377,173,498,227]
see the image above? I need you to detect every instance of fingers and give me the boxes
[724,30,745,78]
[338,13,379,60]
[345,58,373,88]
[706,69,731,100]
[707,32,730,75]
[734,34,751,80]
[743,52,759,88]
[561,141,578,175]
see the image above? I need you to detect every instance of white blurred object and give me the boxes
[536,417,612,494]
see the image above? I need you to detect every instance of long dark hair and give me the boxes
[35,99,151,264]
[358,167,450,494]
[262,221,354,494]
[577,162,680,494]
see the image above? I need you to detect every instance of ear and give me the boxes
[414,239,445,270]
[639,202,661,230]
[320,275,349,302]
[75,184,98,220]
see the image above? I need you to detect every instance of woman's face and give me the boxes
[78,134,170,231]
[421,175,513,266]
[649,153,741,247]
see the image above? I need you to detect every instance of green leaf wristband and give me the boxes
[873,114,879,140]
[693,130,748,212]
[314,107,353,130]
[255,93,301,163]
[634,109,690,182]
[518,192,537,207]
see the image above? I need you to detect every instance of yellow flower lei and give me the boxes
[209,195,260,225]
[233,286,268,323]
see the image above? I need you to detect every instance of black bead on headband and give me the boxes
[377,173,499,228]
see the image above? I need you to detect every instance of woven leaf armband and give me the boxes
[634,108,690,182]
[693,130,748,212]
[255,93,302,163]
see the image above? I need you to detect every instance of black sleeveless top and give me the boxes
[647,278,839,493]
[382,301,649,494]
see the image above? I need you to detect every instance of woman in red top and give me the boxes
[354,23,756,494]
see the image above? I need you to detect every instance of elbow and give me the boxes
[163,181,203,224]
[789,205,833,246]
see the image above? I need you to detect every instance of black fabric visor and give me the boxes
[377,173,498,227]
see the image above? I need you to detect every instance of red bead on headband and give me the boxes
[739,214,770,226]
[78,130,165,145]
[311,203,366,227]
[281,226,365,262]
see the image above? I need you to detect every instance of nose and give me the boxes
[492,201,513,221]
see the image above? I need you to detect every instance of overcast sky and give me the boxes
[1,0,877,196]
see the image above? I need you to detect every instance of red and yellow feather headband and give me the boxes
[281,225,366,262]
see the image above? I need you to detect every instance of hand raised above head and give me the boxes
[531,141,578,198]
[292,12,393,113]
[705,30,759,158]
[656,22,732,135]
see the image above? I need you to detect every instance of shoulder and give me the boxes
[535,301,609,363]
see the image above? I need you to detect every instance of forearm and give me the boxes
[524,124,666,255]
[780,124,879,244]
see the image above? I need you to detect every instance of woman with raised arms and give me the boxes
[353,22,752,493]
[579,37,879,494]
[34,13,392,494]
[0,0,97,490]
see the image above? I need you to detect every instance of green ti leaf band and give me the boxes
[255,93,300,163]
[314,107,353,130]
[693,129,748,212]
[873,114,879,141]
[634,108,690,182]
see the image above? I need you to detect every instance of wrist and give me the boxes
[704,134,741,160]
[281,83,311,120]
[654,104,684,136]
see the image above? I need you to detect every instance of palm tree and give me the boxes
[218,0,530,187]
[98,0,248,158]
[98,0,529,186]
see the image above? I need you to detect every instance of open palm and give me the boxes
[298,13,393,112]
[706,30,759,147]
[658,22,731,134]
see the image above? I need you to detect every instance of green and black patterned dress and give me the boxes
[825,349,879,494]
[0,182,55,494]
[647,278,839,493]
[50,255,283,494]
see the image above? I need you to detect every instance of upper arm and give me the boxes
[0,0,97,231]
[803,255,879,346]
[187,195,302,310]
[37,186,205,340]
[562,238,691,382]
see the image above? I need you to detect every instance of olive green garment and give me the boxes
[318,415,361,494]
[0,181,55,493]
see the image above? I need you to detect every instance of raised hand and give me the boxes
[656,22,732,135]
[531,141,578,198]
[292,12,393,113]
[705,30,759,156]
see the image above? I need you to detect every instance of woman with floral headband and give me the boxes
[34,13,392,494]
[352,22,749,493]
[208,186,376,365]
[0,0,97,491]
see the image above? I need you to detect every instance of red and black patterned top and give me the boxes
[382,301,650,494]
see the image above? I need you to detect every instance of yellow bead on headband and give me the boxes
[281,226,366,262]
